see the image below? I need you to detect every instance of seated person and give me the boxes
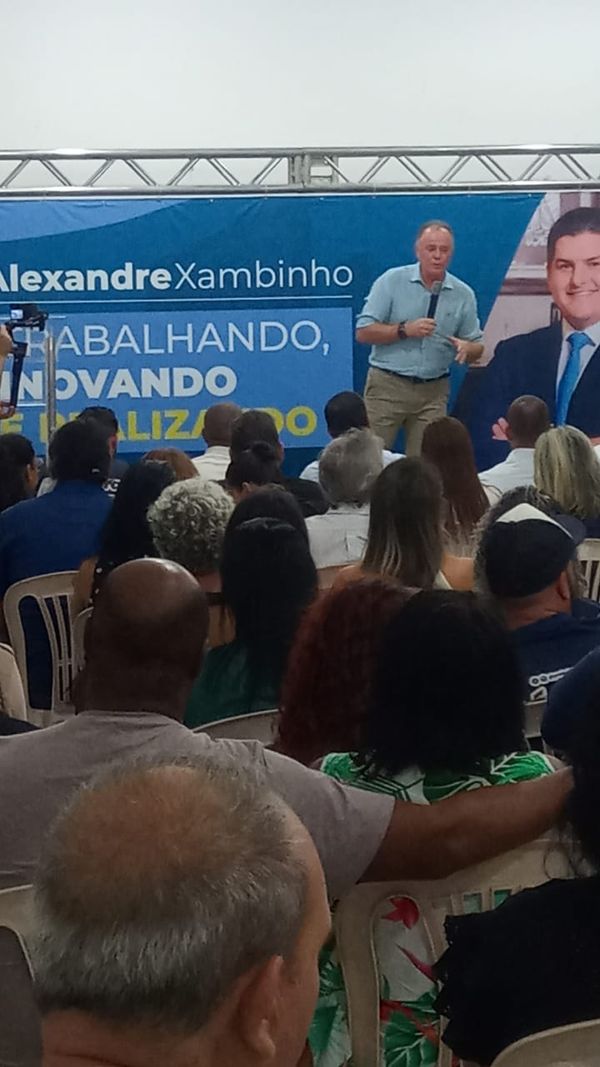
[478,501,600,702]
[337,458,474,591]
[542,643,600,754]
[31,759,330,1067]
[421,416,492,555]
[0,420,113,709]
[478,395,550,497]
[230,409,327,518]
[148,478,234,647]
[225,441,284,502]
[535,425,600,539]
[0,433,38,513]
[72,460,175,616]
[300,390,401,482]
[306,428,382,570]
[185,516,317,728]
[276,577,413,765]
[192,401,241,480]
[311,589,554,1067]
[38,406,127,497]
[435,694,600,1065]
[142,447,198,480]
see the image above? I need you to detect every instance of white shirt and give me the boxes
[300,448,402,484]
[306,504,370,569]
[192,445,230,482]
[479,448,535,495]
[556,320,600,393]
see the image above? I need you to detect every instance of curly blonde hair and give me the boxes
[148,479,234,576]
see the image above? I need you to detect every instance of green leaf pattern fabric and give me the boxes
[309,751,554,1066]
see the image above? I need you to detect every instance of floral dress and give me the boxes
[310,751,555,1067]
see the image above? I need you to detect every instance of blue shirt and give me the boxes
[356,264,483,380]
[0,480,112,596]
[543,644,600,753]
[0,481,112,710]
[512,599,600,705]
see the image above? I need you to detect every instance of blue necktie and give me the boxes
[556,331,593,425]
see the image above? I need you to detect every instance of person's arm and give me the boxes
[451,291,485,365]
[363,769,572,881]
[355,273,436,346]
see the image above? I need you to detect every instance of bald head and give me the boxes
[83,559,208,717]
[32,760,314,1041]
[202,403,242,448]
[506,395,551,449]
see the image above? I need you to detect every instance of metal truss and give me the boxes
[1,145,600,196]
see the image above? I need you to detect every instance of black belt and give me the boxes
[377,368,450,385]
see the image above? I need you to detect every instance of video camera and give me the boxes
[1,303,48,417]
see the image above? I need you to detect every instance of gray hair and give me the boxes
[148,478,233,575]
[31,757,307,1034]
[318,428,383,506]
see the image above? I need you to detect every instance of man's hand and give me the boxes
[0,325,12,361]
[451,337,484,365]
[406,318,436,338]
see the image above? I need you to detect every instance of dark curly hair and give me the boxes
[228,486,308,542]
[277,577,414,765]
[360,589,526,778]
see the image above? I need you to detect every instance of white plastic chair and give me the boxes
[0,643,28,721]
[72,606,92,674]
[0,884,41,1067]
[334,840,570,1067]
[4,572,78,726]
[492,1018,600,1066]
[578,539,600,602]
[195,710,279,743]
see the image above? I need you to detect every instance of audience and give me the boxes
[421,415,490,554]
[0,558,566,896]
[142,447,198,480]
[436,694,600,1065]
[479,395,550,495]
[340,457,473,590]
[230,410,327,517]
[276,578,413,765]
[225,441,283,501]
[312,589,554,1067]
[306,429,382,572]
[535,424,600,537]
[300,391,401,483]
[0,433,38,513]
[185,517,318,727]
[478,502,600,702]
[32,760,329,1067]
[192,401,242,480]
[542,642,600,754]
[71,460,176,616]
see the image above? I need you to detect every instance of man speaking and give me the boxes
[356,220,484,454]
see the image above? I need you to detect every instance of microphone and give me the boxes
[426,280,442,319]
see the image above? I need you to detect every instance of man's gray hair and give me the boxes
[318,428,383,506]
[148,478,233,575]
[30,756,308,1035]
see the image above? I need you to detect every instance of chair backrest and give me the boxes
[72,607,92,674]
[0,643,27,721]
[4,573,78,726]
[492,1018,600,1066]
[578,539,600,602]
[0,884,42,1067]
[196,710,279,743]
[334,839,570,1067]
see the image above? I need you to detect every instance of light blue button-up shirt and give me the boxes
[357,263,483,380]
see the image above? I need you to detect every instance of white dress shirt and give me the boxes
[306,504,370,569]
[479,448,535,496]
[556,320,600,393]
[192,445,230,482]
[300,448,402,484]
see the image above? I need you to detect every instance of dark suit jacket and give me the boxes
[457,322,600,468]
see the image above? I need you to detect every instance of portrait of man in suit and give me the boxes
[462,206,600,468]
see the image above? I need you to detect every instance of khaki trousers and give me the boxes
[364,366,450,455]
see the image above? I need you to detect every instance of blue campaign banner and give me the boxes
[0,193,543,453]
